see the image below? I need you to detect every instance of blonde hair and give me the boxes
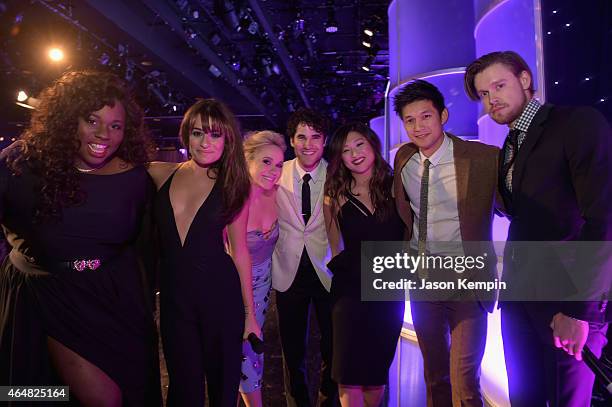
[243,130,287,162]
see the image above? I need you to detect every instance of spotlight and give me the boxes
[363,28,374,37]
[230,56,241,71]
[99,53,111,66]
[217,0,240,31]
[325,7,338,33]
[293,11,305,34]
[362,56,374,72]
[209,64,222,77]
[16,96,39,110]
[362,41,372,48]
[238,14,258,35]
[17,90,27,102]
[247,21,259,35]
[48,47,64,62]
[210,33,222,46]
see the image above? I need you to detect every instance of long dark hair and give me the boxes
[179,98,250,223]
[8,70,153,221]
[325,122,394,225]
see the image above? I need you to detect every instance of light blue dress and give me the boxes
[239,220,279,393]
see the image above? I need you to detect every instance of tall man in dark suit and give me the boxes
[393,80,502,406]
[465,50,612,406]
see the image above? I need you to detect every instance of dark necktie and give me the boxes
[302,173,312,224]
[503,129,522,193]
[417,159,431,278]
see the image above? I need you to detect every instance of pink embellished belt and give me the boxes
[71,259,102,271]
[9,249,104,274]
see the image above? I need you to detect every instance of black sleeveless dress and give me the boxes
[0,160,161,405]
[328,195,405,385]
[155,169,244,406]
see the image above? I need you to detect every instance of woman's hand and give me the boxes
[244,312,262,340]
[0,139,25,160]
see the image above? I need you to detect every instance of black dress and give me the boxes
[328,195,405,385]
[0,160,161,405]
[155,169,244,406]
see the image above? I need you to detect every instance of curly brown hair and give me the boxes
[179,98,251,223]
[8,70,153,221]
[324,122,394,227]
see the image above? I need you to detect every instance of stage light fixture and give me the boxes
[362,56,374,72]
[16,96,39,110]
[292,8,306,34]
[209,64,222,77]
[364,28,374,37]
[325,8,338,33]
[48,47,64,62]
[362,40,372,48]
[17,91,27,102]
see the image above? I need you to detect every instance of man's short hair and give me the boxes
[464,50,534,101]
[286,108,329,139]
[393,80,446,117]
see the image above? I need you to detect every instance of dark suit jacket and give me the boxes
[501,104,612,322]
[393,134,502,312]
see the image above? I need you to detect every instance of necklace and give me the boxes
[75,166,97,173]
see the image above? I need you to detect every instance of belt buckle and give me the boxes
[73,259,101,271]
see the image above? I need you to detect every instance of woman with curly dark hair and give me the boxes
[148,99,260,406]
[0,70,161,405]
[323,122,404,407]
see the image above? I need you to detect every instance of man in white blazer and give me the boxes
[272,108,336,407]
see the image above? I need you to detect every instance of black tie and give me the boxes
[302,173,312,224]
[503,129,522,193]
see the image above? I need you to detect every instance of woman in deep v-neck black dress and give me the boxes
[151,99,258,406]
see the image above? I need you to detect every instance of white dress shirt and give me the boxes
[401,134,463,255]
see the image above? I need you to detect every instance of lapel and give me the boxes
[279,159,304,225]
[448,134,470,239]
[393,143,418,228]
[511,104,553,199]
[307,160,327,228]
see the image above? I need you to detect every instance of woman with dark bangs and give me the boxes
[323,123,405,406]
[0,71,161,405]
[148,99,260,406]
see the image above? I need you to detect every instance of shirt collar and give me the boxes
[511,98,542,133]
[418,132,451,167]
[295,159,324,184]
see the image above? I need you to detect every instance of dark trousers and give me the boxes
[501,302,608,407]
[410,300,487,407]
[276,249,337,407]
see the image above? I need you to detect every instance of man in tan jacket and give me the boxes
[393,80,502,406]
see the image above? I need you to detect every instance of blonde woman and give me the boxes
[239,130,286,407]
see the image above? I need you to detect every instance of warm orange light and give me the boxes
[48,47,64,62]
